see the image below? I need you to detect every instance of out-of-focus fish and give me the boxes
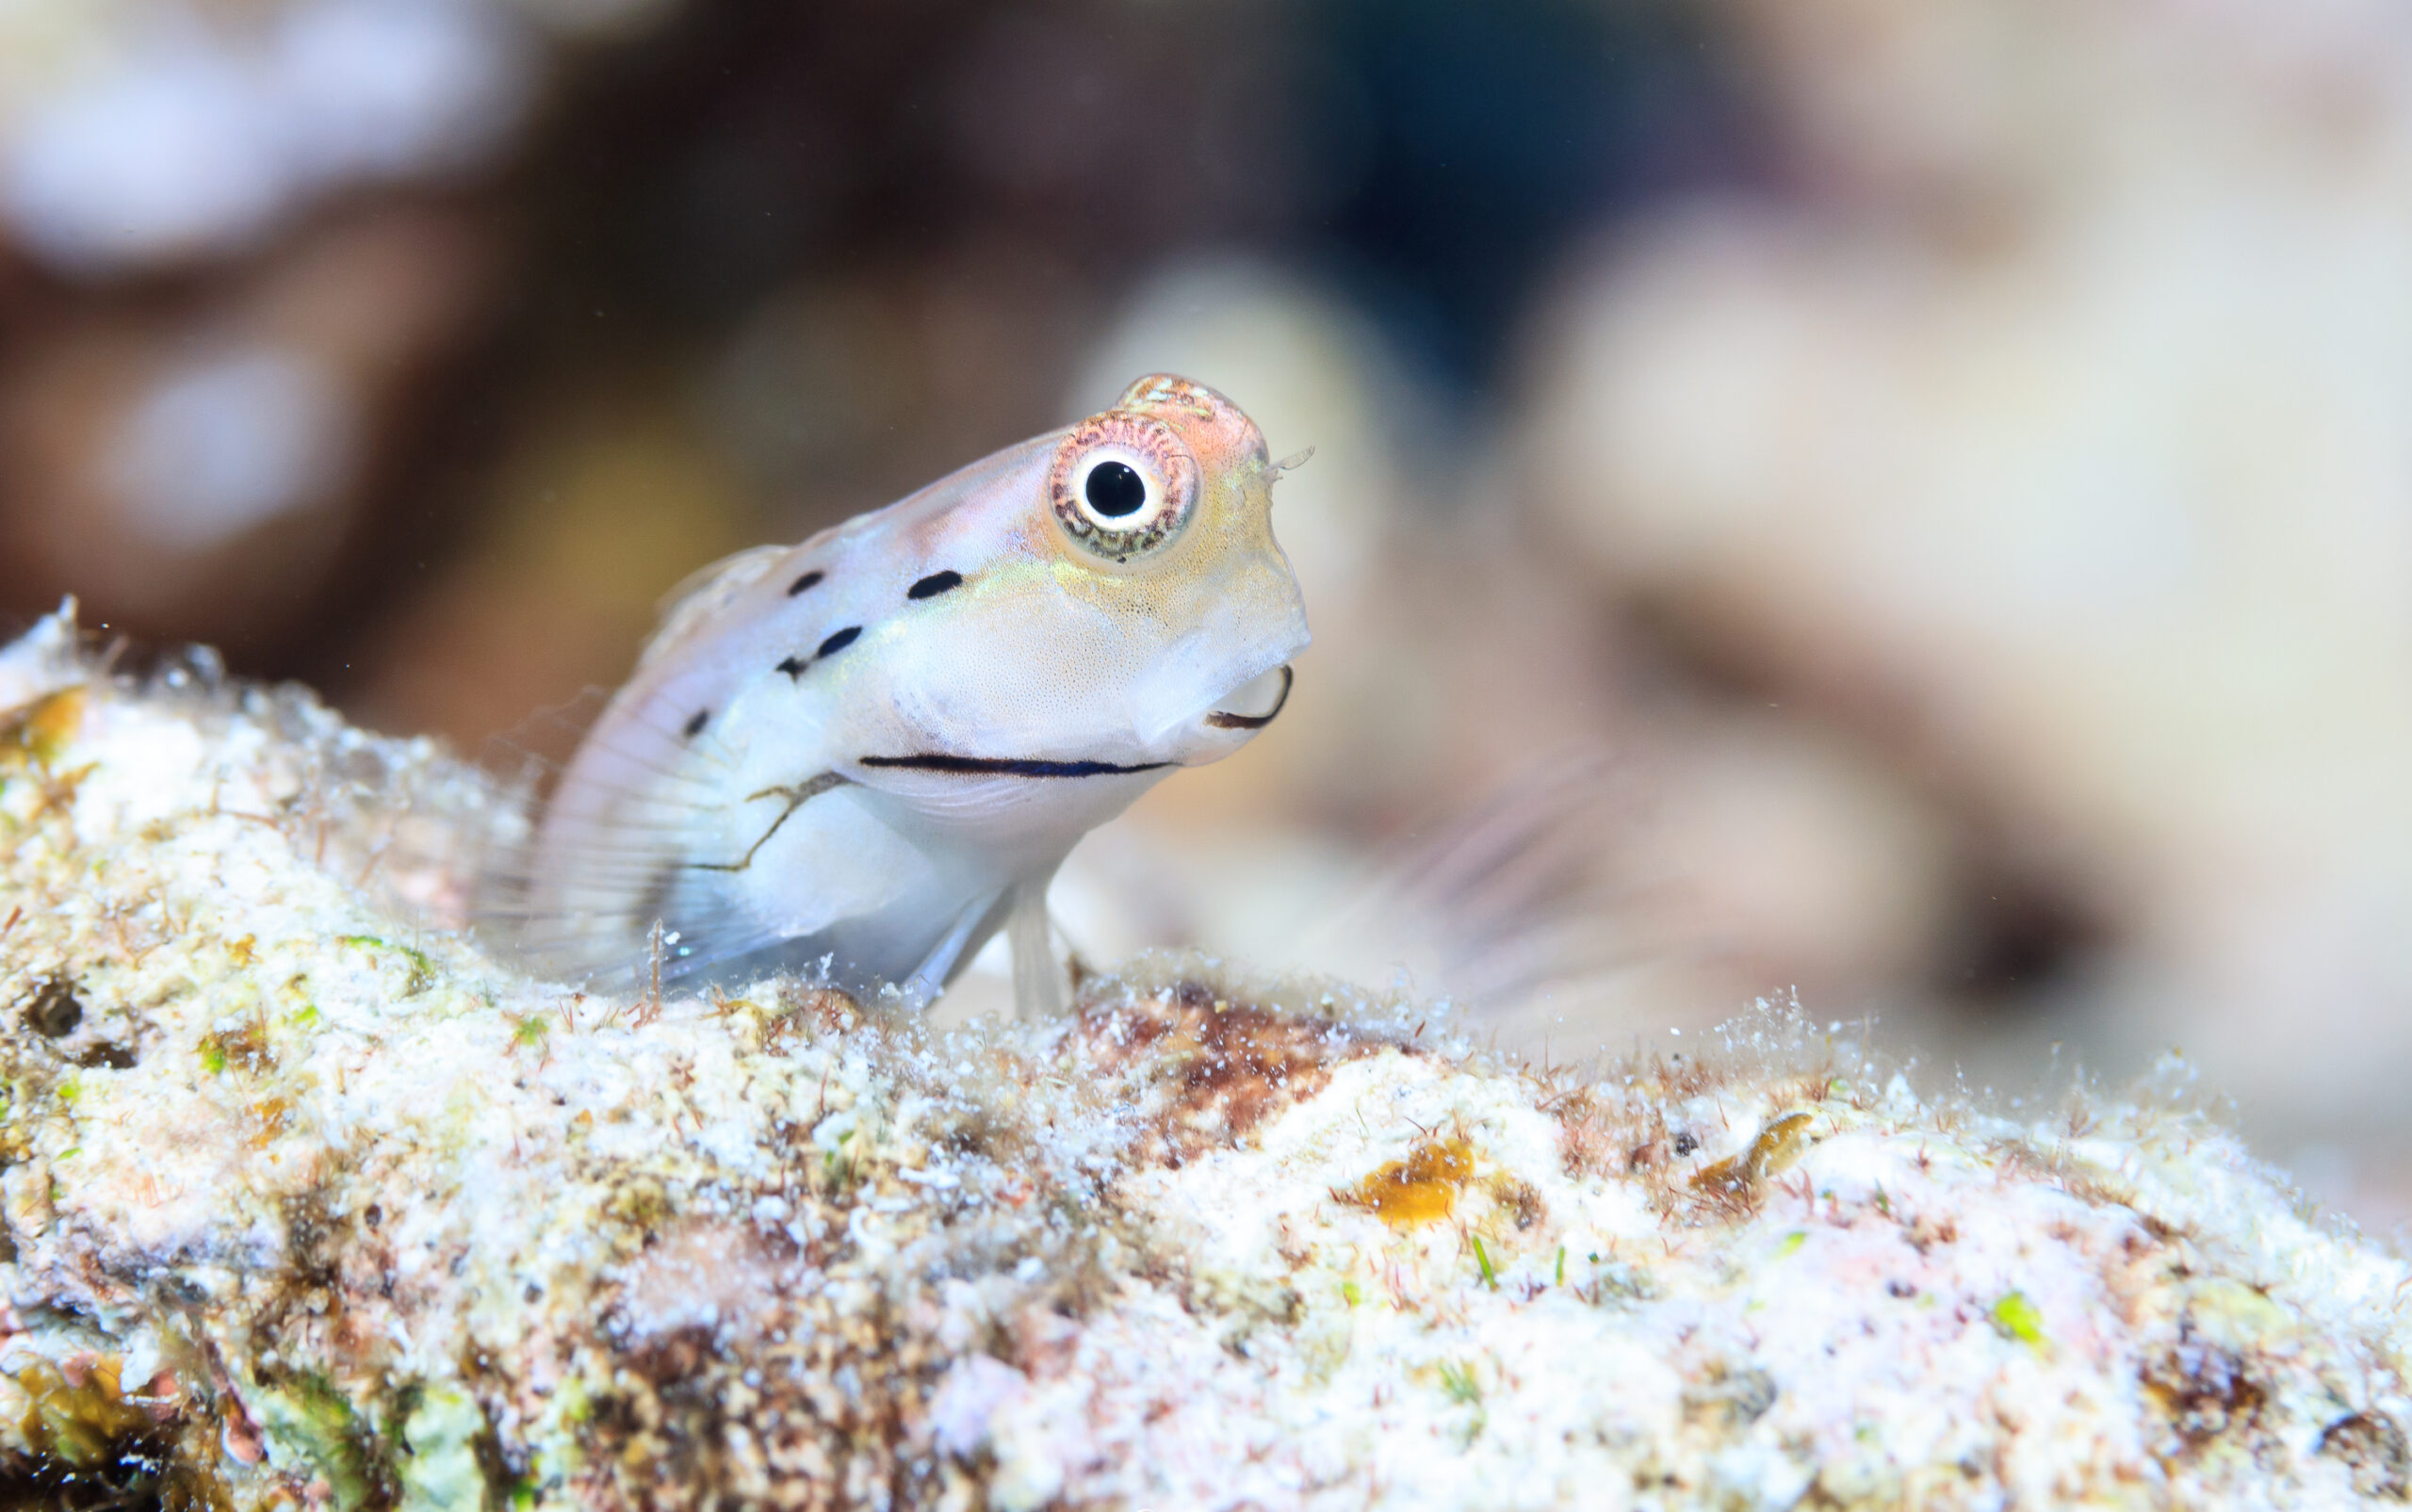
[486,375,1308,1016]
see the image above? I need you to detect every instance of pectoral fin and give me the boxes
[1007,869,1065,1020]
[896,888,1007,1010]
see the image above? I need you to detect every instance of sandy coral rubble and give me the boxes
[0,604,2407,1509]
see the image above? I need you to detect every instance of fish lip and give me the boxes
[1203,664,1293,731]
[1133,618,1310,743]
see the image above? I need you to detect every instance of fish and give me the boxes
[486,374,1309,1016]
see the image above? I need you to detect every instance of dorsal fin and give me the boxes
[637,544,794,671]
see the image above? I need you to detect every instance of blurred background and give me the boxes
[8,0,2412,1225]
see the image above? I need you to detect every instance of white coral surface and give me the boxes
[0,606,2406,1510]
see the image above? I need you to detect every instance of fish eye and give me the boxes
[1050,415,1198,562]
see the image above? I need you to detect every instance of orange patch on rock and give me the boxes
[1346,1137,1475,1226]
[1691,1111,1814,1202]
[1,686,86,772]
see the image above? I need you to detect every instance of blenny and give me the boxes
[491,374,1308,1016]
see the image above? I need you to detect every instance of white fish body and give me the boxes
[496,375,1308,1013]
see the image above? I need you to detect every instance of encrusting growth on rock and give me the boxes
[0,602,2409,1509]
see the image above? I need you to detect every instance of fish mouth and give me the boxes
[1203,664,1293,731]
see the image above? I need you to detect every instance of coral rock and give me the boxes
[0,604,2406,1508]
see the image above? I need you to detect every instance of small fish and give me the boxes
[490,374,1308,1016]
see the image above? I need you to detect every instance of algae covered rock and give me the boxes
[1,602,2409,1510]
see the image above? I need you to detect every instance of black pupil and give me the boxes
[1084,461,1147,518]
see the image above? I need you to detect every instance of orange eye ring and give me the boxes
[1048,413,1198,563]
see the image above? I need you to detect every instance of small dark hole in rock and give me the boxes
[74,1042,137,1070]
[23,979,81,1038]
[2319,1409,2411,1500]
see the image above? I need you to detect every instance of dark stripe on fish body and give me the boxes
[682,708,710,739]
[817,626,862,658]
[858,754,1173,778]
[908,570,964,600]
[787,570,824,596]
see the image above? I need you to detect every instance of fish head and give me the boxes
[869,373,1310,774]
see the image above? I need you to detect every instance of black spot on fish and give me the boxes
[908,570,964,600]
[682,708,709,739]
[787,570,824,596]
[817,626,862,658]
[774,656,806,679]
